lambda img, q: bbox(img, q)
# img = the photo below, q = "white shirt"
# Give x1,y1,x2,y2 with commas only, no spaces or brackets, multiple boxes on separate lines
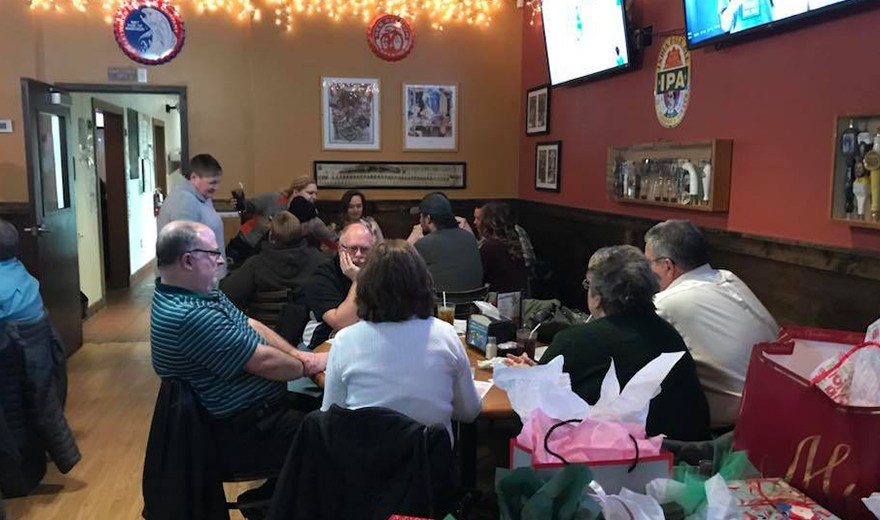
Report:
654,264,778,428
321,317,482,442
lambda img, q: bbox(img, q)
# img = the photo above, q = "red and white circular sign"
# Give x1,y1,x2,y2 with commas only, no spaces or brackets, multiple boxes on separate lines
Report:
367,14,414,62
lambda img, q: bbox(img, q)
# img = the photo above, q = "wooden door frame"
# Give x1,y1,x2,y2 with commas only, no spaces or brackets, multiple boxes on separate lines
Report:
55,83,189,174
152,118,167,197
91,99,128,292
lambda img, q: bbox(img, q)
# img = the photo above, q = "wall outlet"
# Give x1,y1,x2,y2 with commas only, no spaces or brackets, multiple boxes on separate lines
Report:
0,119,12,133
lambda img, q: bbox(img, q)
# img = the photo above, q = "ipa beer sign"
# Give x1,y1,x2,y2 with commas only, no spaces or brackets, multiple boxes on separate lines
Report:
654,36,691,128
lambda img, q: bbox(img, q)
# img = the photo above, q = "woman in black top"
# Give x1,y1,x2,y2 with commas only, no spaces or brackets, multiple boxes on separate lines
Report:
507,245,710,441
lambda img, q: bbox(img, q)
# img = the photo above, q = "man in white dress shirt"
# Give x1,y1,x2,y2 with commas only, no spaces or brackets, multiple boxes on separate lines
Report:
644,220,778,429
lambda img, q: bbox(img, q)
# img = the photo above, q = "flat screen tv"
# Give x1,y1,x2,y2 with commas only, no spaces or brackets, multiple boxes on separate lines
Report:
684,0,871,49
542,0,632,87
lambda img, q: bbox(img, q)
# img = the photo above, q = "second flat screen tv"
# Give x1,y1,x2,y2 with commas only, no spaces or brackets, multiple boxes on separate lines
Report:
684,0,865,48
542,0,631,87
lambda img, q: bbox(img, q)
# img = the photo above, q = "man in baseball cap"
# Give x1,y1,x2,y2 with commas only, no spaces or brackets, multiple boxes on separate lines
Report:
407,192,483,292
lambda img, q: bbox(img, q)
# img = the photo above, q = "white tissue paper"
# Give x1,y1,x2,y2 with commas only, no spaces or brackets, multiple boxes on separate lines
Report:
862,492,880,519
646,474,739,520
866,317,880,343
472,300,501,320
493,356,590,421
592,487,664,520
812,343,880,406
589,352,686,426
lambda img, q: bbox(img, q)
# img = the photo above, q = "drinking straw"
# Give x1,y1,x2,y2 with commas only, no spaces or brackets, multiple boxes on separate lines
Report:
443,292,447,307
529,322,542,339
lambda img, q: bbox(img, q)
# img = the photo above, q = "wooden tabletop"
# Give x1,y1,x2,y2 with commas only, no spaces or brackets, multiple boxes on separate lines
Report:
311,340,515,419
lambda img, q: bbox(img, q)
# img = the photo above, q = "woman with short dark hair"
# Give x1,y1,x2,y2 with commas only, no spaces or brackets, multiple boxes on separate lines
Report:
336,189,384,242
507,245,711,441
320,240,481,441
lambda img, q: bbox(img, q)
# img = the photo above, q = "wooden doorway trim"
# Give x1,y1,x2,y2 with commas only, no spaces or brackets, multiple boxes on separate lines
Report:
91,99,130,290
152,118,167,197
55,83,189,174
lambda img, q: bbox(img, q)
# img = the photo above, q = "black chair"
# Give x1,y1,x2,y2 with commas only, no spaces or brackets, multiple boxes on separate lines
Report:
142,378,278,520
247,289,290,329
268,406,456,520
434,284,490,319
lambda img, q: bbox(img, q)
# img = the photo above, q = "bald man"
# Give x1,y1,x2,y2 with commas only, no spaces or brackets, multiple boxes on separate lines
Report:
150,220,326,476
305,222,375,348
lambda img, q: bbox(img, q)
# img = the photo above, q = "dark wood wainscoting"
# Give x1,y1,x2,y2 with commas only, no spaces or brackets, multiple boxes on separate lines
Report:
315,197,880,332
515,201,880,332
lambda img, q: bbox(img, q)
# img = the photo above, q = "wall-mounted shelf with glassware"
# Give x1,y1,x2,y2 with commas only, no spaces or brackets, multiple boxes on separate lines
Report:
829,115,880,231
607,140,733,213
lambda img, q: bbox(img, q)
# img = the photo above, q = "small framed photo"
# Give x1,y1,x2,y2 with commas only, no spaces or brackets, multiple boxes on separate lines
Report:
535,141,561,192
322,77,380,150
403,84,458,151
525,84,550,136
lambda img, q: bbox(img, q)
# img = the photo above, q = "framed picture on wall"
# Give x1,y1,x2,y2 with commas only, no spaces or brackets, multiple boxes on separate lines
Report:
526,84,550,136
314,160,465,189
403,84,458,151
535,141,561,192
321,77,381,150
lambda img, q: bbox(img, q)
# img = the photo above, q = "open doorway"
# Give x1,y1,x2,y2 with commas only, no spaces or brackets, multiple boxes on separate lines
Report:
64,85,188,313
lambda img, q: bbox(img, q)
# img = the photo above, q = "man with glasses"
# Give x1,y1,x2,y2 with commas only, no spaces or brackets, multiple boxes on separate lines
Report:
151,220,327,480
644,220,778,430
305,222,375,348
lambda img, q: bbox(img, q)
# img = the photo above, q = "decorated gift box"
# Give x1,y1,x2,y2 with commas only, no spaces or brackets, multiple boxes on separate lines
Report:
728,478,839,520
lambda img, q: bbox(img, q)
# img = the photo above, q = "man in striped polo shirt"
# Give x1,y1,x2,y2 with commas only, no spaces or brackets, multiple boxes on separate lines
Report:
151,220,327,478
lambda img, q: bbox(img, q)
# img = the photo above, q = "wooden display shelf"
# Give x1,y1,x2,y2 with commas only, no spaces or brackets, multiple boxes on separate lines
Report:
828,114,880,231
831,217,880,231
607,139,733,213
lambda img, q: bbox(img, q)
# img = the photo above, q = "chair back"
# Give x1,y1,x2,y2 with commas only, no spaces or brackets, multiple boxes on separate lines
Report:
247,290,291,328
434,284,490,319
267,406,455,520
142,378,227,520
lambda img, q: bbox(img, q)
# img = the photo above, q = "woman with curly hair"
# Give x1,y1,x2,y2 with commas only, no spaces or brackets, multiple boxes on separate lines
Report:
475,201,529,293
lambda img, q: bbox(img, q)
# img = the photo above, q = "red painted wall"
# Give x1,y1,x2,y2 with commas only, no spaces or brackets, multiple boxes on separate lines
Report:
518,0,880,252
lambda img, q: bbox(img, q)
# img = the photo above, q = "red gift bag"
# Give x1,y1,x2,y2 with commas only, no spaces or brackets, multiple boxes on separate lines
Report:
734,326,880,520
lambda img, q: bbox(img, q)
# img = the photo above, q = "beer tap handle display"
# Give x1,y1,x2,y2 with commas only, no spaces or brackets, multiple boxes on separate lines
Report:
606,140,731,212
865,150,880,222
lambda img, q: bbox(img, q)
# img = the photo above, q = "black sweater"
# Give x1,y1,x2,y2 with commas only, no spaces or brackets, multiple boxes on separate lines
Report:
540,310,711,441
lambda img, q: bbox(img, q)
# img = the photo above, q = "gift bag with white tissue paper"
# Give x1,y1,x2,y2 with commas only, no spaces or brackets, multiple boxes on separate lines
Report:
501,353,687,495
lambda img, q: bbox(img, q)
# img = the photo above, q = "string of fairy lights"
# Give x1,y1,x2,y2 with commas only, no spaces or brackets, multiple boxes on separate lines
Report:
24,0,518,32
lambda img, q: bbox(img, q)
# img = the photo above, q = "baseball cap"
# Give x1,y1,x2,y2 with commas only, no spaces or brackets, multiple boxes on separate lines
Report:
409,192,453,217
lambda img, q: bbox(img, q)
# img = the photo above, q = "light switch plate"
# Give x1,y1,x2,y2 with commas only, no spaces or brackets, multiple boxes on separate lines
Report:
0,119,12,133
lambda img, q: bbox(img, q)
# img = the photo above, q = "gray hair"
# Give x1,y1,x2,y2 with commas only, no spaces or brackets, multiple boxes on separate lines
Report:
156,221,202,267
0,219,19,261
587,245,659,316
644,220,710,272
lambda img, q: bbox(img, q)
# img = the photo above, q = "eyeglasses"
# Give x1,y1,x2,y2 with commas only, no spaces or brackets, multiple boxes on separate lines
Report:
340,244,371,255
649,256,671,265
187,248,223,259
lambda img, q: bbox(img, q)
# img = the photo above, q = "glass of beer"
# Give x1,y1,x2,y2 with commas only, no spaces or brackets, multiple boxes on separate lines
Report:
437,304,455,325
516,328,537,360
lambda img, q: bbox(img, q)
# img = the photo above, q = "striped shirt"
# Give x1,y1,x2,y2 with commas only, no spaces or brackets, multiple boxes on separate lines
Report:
150,280,284,418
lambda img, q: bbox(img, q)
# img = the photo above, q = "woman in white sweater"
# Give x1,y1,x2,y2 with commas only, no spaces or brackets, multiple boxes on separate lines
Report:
321,240,482,441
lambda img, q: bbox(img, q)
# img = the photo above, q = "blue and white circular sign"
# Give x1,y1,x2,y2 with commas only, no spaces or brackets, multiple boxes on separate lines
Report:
114,0,185,65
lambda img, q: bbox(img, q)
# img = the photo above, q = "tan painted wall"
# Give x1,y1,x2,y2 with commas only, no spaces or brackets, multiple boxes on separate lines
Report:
0,4,522,205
